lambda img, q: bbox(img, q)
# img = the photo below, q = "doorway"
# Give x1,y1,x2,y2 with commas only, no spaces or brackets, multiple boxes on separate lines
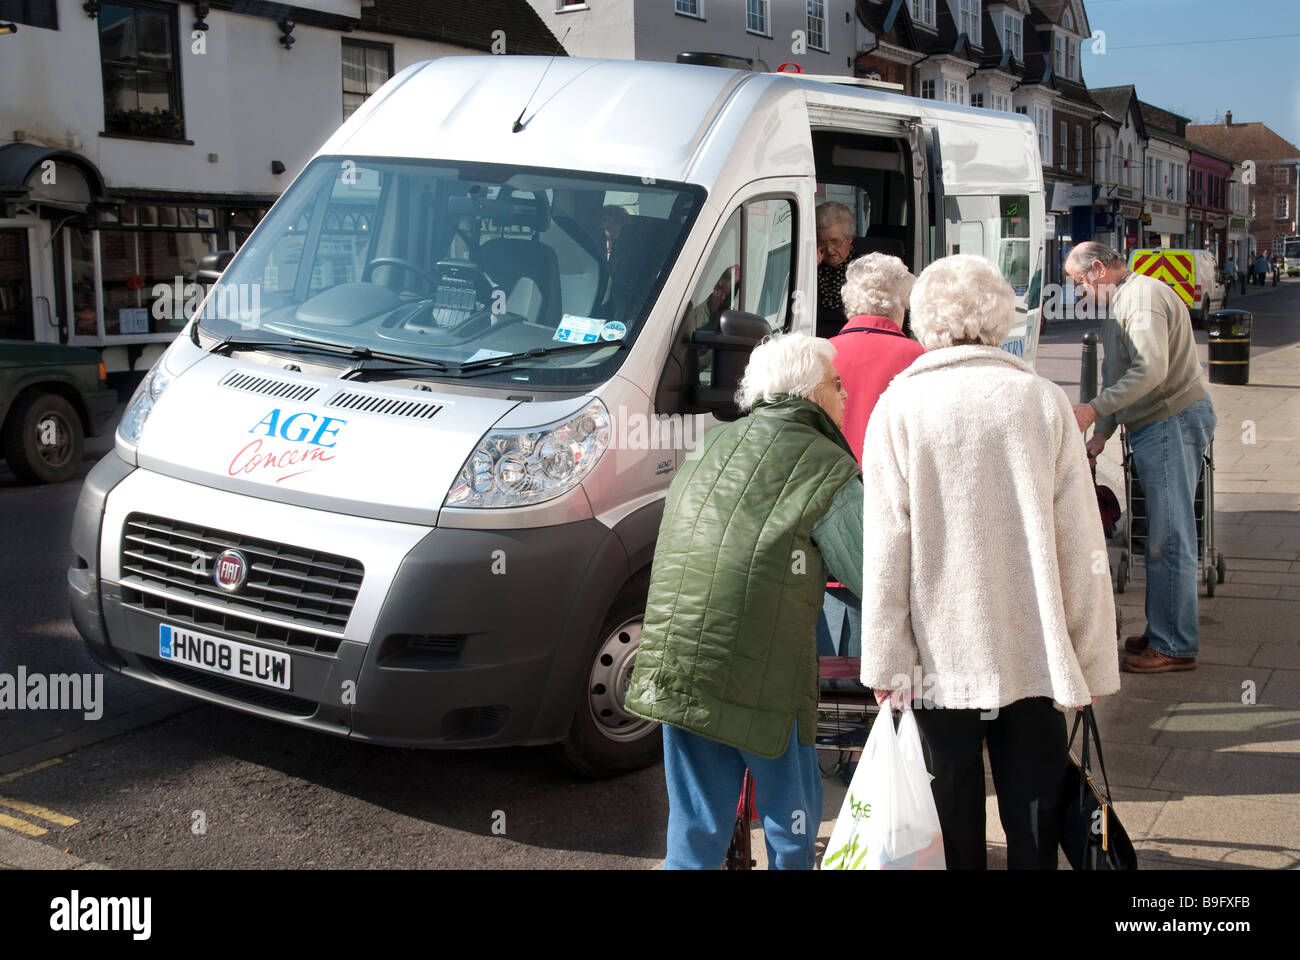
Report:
0,228,34,341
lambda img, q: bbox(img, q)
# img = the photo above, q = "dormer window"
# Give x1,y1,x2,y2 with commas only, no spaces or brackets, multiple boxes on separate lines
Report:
1002,11,1023,61
911,0,935,30
1053,30,1079,80
1062,9,1073,30
959,0,981,44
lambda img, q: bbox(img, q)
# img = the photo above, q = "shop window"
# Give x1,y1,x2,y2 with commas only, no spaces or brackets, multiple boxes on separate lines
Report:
99,228,215,335
100,0,184,140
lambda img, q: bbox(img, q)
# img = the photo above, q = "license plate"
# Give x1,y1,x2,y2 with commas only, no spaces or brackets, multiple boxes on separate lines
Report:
158,624,292,690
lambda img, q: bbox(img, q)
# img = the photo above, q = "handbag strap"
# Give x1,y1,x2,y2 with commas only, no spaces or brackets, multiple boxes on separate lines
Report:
1084,706,1114,801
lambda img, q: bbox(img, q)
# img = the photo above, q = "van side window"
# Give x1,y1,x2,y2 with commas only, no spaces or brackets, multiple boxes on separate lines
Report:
688,209,741,340
686,197,797,341
744,198,795,331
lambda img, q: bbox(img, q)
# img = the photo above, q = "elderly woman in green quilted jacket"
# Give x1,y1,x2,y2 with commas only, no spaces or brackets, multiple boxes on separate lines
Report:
624,331,864,869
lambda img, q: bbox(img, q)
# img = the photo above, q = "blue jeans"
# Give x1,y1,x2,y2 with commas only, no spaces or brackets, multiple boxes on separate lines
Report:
817,587,861,657
1128,395,1217,658
662,719,823,869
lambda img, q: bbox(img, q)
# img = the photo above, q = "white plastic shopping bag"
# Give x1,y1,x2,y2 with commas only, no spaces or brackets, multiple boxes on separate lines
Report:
821,706,945,870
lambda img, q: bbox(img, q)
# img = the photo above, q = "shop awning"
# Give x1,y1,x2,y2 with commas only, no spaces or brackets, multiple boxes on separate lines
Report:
0,143,112,215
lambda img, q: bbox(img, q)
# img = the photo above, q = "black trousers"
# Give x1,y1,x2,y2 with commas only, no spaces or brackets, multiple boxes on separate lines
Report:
910,696,1067,870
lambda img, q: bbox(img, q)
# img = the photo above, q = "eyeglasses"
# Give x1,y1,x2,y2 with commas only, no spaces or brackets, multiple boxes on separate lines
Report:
817,236,852,252
818,376,846,394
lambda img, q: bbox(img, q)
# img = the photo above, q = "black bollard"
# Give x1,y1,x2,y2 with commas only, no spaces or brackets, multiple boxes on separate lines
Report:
1080,331,1100,404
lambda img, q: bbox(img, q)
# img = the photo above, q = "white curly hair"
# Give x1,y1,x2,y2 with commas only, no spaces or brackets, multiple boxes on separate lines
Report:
909,254,1015,350
735,331,836,412
840,253,915,322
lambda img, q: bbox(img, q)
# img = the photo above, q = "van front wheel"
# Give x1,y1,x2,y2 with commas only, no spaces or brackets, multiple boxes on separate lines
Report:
558,574,661,778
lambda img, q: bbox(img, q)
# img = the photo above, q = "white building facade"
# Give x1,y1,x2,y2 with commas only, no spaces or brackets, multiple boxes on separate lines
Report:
526,0,859,73
0,0,556,374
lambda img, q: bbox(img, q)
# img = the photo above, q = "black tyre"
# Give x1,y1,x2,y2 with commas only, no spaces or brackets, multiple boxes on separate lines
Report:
2,392,83,484
1216,551,1226,585
557,572,661,778
1195,298,1209,329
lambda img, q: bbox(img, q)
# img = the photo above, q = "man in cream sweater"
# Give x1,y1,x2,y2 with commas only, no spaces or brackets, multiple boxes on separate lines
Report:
1067,242,1218,673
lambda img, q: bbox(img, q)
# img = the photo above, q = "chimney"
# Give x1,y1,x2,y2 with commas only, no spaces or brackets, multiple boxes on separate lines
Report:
1225,110,1233,126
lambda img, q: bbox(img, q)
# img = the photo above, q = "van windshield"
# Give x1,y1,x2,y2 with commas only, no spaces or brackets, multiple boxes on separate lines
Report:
197,157,704,388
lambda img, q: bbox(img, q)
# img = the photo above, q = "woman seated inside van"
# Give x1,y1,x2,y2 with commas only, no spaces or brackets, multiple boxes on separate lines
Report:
816,201,862,338
624,331,863,870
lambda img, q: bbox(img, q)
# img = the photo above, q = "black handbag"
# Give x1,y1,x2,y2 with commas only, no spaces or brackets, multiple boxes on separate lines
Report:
1060,706,1138,870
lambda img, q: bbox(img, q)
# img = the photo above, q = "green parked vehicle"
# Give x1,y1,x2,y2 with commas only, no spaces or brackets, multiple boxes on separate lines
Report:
0,341,117,484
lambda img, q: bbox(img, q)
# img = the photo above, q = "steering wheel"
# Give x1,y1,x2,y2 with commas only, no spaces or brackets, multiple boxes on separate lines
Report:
362,257,443,290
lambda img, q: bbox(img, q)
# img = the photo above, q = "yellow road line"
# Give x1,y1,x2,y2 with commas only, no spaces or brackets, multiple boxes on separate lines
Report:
0,758,63,784
0,796,78,826
0,812,47,837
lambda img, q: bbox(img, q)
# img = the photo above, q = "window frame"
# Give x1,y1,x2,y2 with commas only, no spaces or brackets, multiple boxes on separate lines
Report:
1275,165,1290,185
1274,195,1289,220
674,0,703,18
745,0,770,37
910,0,935,30
98,0,186,142
807,0,828,52
959,0,981,44
341,38,395,122
1075,124,1083,173
1002,11,1023,61
920,78,936,99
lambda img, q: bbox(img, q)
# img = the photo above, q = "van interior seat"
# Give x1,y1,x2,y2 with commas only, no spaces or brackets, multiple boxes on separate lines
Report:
851,235,906,261
476,237,563,329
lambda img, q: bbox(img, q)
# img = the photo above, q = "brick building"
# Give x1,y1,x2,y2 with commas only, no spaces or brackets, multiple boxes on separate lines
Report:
1186,115,1300,260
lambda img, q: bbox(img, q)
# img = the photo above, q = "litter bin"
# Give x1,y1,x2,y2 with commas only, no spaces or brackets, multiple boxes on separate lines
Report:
1207,310,1252,385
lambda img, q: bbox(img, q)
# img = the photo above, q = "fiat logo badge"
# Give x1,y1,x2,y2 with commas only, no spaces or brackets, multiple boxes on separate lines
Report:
214,550,249,593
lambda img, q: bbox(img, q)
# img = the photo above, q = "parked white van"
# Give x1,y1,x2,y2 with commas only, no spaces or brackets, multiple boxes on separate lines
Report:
70,55,1045,775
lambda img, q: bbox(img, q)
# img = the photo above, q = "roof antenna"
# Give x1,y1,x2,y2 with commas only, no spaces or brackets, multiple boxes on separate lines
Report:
513,26,571,133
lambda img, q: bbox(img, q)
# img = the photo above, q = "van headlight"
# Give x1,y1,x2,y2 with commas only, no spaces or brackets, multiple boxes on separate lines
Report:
116,334,194,449
445,399,611,508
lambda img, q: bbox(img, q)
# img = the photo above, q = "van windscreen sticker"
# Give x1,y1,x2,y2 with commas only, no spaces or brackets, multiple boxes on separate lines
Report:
554,314,605,344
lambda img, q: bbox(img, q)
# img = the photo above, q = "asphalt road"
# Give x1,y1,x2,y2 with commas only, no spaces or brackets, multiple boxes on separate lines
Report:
0,276,1295,868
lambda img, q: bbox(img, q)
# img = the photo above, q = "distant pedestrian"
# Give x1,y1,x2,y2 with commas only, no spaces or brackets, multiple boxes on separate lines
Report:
1068,241,1217,674
1254,253,1270,286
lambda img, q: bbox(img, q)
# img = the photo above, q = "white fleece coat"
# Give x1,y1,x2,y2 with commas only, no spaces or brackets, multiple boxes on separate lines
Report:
858,345,1121,710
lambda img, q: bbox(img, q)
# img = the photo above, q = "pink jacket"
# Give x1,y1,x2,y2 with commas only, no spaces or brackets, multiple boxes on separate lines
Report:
829,315,925,463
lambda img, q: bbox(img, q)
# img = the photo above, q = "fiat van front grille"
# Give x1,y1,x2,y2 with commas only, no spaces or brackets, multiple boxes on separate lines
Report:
120,514,363,632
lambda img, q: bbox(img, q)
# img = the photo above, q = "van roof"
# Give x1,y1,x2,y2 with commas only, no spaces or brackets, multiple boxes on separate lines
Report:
317,56,1041,194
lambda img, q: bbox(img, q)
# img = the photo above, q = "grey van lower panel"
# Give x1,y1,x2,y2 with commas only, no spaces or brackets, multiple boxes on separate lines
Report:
90,517,633,749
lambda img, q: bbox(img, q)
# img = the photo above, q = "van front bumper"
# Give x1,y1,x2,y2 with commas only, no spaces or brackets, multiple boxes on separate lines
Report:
72,469,633,749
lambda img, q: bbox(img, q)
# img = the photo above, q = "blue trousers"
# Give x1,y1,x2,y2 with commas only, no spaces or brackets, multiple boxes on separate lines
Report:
1129,395,1217,658
817,587,861,657
662,719,823,870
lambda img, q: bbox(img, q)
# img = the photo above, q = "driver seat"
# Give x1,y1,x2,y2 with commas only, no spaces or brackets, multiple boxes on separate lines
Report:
476,238,563,329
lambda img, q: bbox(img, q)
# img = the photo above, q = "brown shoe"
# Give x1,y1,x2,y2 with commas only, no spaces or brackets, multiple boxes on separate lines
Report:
1124,635,1150,654
1122,649,1197,673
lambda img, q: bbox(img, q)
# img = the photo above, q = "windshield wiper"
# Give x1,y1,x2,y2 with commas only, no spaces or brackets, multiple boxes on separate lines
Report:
207,335,367,360
454,339,625,373
340,354,450,381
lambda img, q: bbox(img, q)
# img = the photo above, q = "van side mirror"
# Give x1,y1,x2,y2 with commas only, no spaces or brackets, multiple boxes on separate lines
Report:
688,310,770,421
195,250,235,287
